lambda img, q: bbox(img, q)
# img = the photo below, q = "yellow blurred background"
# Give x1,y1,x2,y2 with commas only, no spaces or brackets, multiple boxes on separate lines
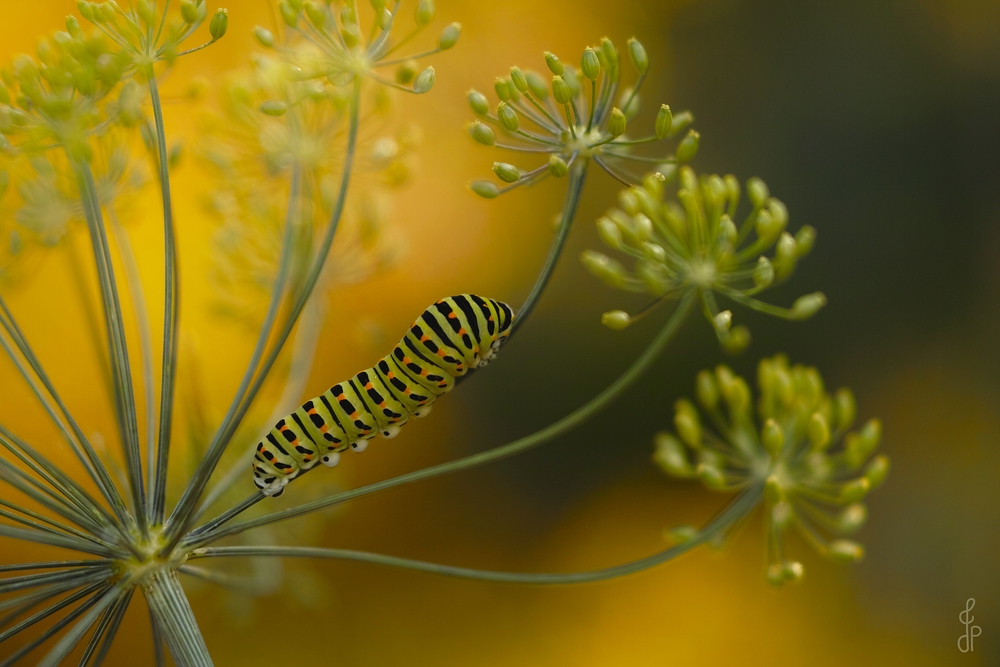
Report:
1,0,999,665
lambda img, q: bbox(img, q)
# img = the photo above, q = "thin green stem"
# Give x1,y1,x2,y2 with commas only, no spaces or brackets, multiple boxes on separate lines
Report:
149,77,180,526
107,206,157,524
0,298,128,528
509,163,587,338
192,485,762,583
142,570,212,667
0,524,120,558
73,157,147,535
35,585,122,667
0,581,106,644
164,79,363,550
191,290,697,545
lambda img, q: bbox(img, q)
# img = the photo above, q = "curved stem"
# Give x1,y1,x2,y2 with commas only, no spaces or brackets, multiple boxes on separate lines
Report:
189,290,696,546
509,162,587,338
192,484,762,584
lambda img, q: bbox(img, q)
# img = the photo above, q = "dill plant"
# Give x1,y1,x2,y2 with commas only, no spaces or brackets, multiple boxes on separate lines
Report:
0,1,890,665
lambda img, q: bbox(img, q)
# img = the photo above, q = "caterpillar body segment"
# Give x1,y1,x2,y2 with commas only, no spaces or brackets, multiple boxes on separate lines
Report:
252,294,514,496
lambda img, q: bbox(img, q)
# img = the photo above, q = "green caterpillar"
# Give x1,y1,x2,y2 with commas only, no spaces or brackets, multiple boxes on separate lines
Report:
252,294,515,496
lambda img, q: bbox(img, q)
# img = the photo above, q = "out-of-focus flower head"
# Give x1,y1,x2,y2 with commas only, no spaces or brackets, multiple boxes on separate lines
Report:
466,37,696,198
0,24,128,159
581,167,824,354
256,0,455,95
0,133,144,288
653,355,889,585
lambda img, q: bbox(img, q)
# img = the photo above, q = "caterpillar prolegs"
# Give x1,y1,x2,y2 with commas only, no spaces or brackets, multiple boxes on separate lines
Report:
252,294,515,497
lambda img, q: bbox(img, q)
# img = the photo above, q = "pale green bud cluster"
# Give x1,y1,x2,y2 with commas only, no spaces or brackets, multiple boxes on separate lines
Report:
654,355,887,583
465,36,696,200
582,167,822,351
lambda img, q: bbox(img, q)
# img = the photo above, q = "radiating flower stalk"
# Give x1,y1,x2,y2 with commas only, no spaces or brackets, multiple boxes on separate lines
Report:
653,355,889,584
0,6,886,666
466,36,697,332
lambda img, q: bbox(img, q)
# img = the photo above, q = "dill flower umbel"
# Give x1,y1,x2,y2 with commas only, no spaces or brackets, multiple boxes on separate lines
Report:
467,37,696,198
653,355,889,584
582,167,824,353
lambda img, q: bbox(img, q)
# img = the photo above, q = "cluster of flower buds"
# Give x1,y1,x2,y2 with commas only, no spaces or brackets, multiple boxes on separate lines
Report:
581,167,824,353
74,0,229,73
653,355,889,584
466,37,697,198
254,0,458,95
0,24,128,158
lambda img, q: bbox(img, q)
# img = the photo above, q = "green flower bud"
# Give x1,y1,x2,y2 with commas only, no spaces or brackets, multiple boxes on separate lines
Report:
838,504,868,533
808,412,831,450
653,104,672,140
77,0,96,20
762,418,784,459
666,525,698,544
834,388,856,431
665,110,693,137
581,47,600,80
674,401,701,448
864,454,890,489
697,463,726,490
839,477,870,503
371,0,386,7
695,370,719,410
601,310,632,331
467,89,489,115
718,215,738,248
305,2,326,28
675,130,700,163
607,107,626,137
179,0,198,23
562,65,581,97
755,210,784,242
795,225,816,256
627,37,648,74
525,71,547,100
290,0,304,11
509,67,528,94
768,198,788,228
492,161,520,183
259,100,288,116
721,325,751,355
415,0,434,25
828,539,865,563
253,26,275,48
548,154,568,178
713,310,732,333
66,14,84,38
753,256,774,288
600,37,618,68
767,564,786,587
497,101,518,131
653,432,692,477
137,0,155,25
100,3,117,22
469,121,495,146
596,216,623,249
783,561,805,583
505,76,521,103
551,75,571,105
747,177,769,208
439,22,461,49
494,77,511,102
279,1,298,27
791,292,827,320
857,418,882,456
470,180,499,199
395,59,418,84
376,7,392,30
580,250,626,288
341,22,360,47
413,66,435,93
210,8,228,40
543,51,563,75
